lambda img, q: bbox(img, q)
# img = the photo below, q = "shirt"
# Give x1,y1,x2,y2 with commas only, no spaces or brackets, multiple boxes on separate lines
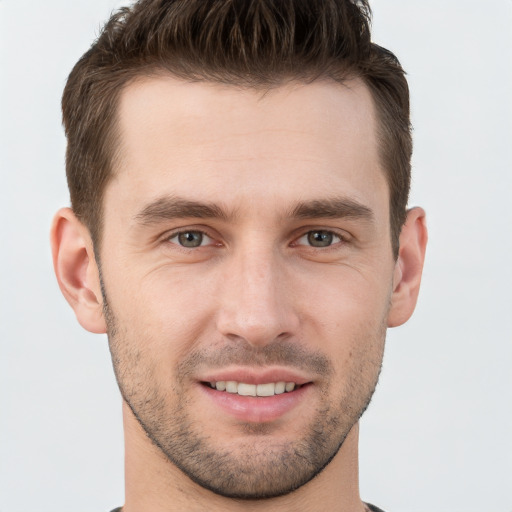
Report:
111,502,386,511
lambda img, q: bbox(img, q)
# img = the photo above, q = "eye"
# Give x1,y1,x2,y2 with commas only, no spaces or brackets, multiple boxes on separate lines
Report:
297,230,342,248
168,230,213,248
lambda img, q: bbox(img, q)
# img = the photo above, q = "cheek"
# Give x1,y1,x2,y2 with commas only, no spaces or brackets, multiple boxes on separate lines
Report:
103,251,393,368
298,265,392,327
107,265,219,361
296,266,391,363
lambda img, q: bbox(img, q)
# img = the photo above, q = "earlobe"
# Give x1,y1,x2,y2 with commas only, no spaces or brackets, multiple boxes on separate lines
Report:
387,207,428,328
50,208,107,334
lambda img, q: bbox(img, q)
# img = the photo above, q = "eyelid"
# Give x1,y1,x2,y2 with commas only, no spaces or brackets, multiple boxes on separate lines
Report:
163,227,220,247
297,232,340,247
170,231,211,246
292,228,349,247
159,225,349,249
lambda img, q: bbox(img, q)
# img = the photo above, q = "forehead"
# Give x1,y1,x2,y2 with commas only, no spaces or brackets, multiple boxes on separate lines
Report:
107,76,386,221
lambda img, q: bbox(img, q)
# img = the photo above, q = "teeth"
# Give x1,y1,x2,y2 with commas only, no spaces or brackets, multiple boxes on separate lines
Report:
274,381,286,394
226,381,238,393
256,383,275,396
209,380,298,396
238,383,256,396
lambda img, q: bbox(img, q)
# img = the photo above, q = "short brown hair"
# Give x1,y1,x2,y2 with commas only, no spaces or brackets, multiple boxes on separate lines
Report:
62,0,411,256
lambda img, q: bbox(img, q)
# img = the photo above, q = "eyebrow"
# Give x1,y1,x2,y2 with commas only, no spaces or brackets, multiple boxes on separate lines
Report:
134,195,374,226
290,197,374,222
134,196,233,225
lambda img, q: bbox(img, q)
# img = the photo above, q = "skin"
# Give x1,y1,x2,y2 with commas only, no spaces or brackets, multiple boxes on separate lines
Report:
51,77,427,512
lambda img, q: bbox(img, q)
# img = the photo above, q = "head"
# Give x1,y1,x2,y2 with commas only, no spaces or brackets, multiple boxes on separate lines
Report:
62,0,411,257
52,0,427,504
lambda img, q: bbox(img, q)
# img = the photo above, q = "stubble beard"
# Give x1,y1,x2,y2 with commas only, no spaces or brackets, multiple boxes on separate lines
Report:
103,294,385,500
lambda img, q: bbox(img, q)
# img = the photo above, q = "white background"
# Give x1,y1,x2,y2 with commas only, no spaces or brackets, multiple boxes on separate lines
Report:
1,1,511,511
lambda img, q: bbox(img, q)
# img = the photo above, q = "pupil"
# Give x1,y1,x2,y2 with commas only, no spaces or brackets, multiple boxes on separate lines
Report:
179,231,202,247
308,231,332,247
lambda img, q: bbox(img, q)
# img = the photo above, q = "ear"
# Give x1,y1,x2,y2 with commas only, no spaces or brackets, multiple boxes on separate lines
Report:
50,208,107,334
387,207,428,327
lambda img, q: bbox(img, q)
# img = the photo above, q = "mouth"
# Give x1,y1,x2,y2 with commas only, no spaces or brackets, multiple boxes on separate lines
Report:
197,373,312,423
201,380,306,397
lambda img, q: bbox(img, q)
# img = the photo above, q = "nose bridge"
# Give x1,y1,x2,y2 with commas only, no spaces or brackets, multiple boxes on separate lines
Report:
216,241,297,346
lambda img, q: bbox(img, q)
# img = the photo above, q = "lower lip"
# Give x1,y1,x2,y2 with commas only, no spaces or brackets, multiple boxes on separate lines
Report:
199,383,311,423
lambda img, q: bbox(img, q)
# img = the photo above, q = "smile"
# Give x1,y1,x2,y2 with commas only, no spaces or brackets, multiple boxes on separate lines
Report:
206,381,300,396
199,375,312,422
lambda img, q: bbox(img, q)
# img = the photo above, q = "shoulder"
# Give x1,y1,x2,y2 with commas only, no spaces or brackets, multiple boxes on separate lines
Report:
365,503,387,512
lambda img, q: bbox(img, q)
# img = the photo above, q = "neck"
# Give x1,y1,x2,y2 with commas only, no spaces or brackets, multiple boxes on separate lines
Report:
122,402,366,512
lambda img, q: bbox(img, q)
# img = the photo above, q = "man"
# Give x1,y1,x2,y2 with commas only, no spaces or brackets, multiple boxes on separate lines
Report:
50,0,427,510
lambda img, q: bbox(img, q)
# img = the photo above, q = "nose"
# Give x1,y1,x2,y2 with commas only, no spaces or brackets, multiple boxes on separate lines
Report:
215,246,300,348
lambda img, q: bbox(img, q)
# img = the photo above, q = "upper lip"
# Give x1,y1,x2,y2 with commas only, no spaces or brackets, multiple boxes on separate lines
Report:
199,367,313,386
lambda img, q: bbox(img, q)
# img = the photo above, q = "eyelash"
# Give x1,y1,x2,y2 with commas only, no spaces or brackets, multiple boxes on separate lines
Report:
163,228,348,250
165,229,217,249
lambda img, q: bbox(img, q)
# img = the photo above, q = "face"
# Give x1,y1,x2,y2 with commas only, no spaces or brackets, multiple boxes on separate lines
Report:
99,77,395,498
